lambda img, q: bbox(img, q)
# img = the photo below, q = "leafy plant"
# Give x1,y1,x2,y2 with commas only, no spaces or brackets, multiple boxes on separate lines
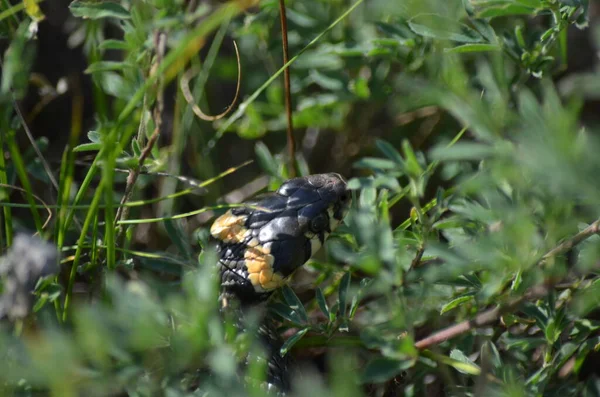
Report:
1,0,599,395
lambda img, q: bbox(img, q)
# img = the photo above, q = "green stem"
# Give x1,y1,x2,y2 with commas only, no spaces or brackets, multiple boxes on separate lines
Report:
0,128,13,247
63,185,103,322
6,130,43,233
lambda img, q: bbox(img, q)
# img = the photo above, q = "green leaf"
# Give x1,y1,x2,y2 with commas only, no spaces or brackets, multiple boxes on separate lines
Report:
349,278,370,319
375,139,405,165
281,285,308,323
444,43,501,53
255,142,279,178
408,14,484,43
73,143,102,152
476,4,536,18
440,295,474,314
315,287,330,319
269,302,306,326
69,1,131,19
33,282,62,312
572,279,600,317
285,9,318,28
309,70,345,91
163,220,194,261
1,22,36,98
87,130,101,143
545,311,567,345
338,272,351,331
280,328,309,356
375,21,416,40
98,39,130,51
433,217,466,230
360,357,414,383
349,77,370,99
135,253,189,275
516,0,543,6
402,139,423,177
503,336,546,351
85,61,134,73
354,157,398,170
558,0,584,6
471,19,497,42
430,142,496,161
481,341,503,369
447,349,481,375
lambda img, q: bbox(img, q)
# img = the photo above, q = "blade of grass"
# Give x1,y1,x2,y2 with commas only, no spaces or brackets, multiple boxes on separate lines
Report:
6,130,44,233
0,129,14,246
63,155,100,236
161,17,231,216
0,183,52,231
56,79,84,248
116,2,250,126
64,2,252,246
0,158,253,211
116,203,269,225
210,0,365,148
103,135,116,270
61,244,196,268
63,185,103,321
12,95,59,193
88,24,109,121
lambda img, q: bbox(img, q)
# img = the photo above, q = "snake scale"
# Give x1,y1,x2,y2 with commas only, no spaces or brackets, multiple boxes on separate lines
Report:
210,173,351,392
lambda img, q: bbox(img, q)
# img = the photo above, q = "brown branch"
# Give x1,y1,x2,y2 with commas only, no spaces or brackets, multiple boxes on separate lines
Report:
180,40,241,121
415,218,600,350
115,32,166,234
279,0,296,178
415,285,548,350
410,243,425,269
541,219,600,263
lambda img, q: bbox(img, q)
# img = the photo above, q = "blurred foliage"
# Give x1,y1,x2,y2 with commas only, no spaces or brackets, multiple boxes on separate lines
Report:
1,0,600,395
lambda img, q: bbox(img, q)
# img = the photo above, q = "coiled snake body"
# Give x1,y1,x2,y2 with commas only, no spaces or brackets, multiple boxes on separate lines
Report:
210,173,351,392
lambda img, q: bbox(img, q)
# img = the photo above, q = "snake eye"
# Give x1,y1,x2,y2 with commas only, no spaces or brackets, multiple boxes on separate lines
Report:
340,192,349,202
310,213,328,233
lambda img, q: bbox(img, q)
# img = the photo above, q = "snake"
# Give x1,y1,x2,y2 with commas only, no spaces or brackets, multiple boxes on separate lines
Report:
210,173,351,392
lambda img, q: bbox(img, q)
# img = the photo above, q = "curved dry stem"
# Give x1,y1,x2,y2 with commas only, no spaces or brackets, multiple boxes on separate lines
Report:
181,40,241,121
0,183,52,233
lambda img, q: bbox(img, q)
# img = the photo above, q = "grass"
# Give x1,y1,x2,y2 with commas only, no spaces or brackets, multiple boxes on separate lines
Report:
0,0,599,396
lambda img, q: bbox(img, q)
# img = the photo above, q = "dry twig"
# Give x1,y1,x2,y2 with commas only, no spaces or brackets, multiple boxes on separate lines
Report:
180,40,241,121
0,183,52,233
414,218,600,350
279,0,296,177
115,32,167,234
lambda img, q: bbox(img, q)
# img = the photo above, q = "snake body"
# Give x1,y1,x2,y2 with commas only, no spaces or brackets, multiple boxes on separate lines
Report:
210,173,351,391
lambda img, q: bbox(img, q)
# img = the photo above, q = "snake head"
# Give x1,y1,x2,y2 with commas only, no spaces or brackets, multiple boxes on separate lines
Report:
211,173,351,300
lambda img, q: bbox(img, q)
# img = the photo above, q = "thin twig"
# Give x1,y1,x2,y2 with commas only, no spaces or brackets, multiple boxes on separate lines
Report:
279,0,296,178
0,183,52,233
541,219,600,263
181,40,241,121
415,285,548,350
11,94,59,193
414,218,600,350
410,243,425,269
115,32,167,231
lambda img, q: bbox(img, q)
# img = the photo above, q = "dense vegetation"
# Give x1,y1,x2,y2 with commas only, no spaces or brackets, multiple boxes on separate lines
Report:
0,0,599,395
